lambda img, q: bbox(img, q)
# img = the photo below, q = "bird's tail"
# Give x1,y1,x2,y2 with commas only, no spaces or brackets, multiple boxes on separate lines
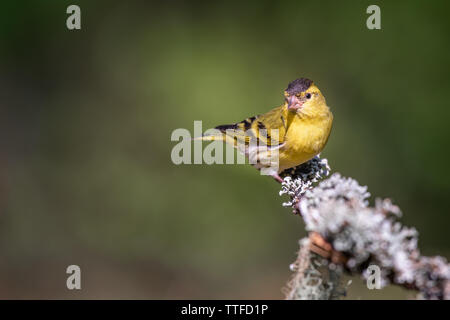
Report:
192,123,236,141
192,132,225,142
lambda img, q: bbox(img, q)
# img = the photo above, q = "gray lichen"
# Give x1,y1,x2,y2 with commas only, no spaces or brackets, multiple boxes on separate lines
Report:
285,238,348,300
281,158,450,300
279,155,330,210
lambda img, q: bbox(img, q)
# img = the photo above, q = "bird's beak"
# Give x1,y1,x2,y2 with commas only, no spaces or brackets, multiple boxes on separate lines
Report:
287,95,304,112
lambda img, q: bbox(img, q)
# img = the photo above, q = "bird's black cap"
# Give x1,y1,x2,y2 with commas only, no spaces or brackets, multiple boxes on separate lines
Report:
285,78,313,95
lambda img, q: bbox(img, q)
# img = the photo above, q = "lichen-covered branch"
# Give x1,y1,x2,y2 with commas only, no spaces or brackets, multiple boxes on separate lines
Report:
284,237,348,300
280,156,450,300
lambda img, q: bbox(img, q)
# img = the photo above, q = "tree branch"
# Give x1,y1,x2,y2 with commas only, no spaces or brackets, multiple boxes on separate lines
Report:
280,156,450,300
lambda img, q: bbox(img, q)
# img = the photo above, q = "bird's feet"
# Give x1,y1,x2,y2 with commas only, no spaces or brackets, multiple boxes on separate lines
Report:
271,173,284,183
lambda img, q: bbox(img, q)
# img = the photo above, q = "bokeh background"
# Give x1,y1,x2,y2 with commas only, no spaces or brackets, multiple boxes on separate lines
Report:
1,0,449,299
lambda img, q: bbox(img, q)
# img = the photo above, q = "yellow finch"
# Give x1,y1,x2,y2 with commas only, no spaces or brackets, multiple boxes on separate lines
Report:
200,78,333,182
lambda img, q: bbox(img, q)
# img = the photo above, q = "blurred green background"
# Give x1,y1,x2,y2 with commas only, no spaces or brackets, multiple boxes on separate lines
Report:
0,0,449,299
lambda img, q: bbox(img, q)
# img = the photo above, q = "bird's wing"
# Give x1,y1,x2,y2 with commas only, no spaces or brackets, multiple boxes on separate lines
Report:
255,105,288,146
214,105,288,149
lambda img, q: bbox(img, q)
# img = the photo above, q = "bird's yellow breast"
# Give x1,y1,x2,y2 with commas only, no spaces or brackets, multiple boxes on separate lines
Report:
279,110,333,172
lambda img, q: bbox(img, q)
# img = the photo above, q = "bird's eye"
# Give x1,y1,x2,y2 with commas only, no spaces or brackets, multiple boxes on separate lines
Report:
306,93,312,99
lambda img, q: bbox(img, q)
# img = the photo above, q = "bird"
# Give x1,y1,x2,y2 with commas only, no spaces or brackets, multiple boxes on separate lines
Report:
198,78,333,182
